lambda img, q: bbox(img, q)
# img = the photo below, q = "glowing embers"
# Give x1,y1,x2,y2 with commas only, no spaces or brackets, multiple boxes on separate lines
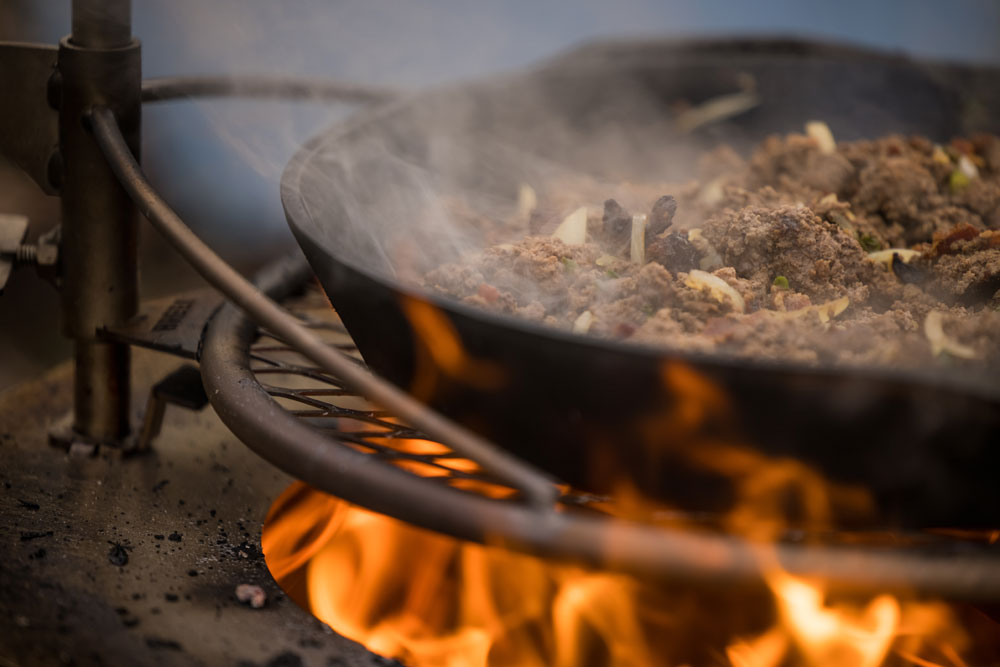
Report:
263,483,972,667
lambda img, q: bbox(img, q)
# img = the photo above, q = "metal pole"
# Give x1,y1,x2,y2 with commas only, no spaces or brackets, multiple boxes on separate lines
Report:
57,0,140,443
70,0,131,49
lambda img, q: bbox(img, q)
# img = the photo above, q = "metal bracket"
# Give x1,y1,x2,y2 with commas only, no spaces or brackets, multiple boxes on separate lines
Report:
133,364,208,453
49,288,223,453
0,42,60,194
99,288,225,360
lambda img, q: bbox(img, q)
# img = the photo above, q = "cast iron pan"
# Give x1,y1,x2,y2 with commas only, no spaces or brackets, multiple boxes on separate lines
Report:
282,38,1000,529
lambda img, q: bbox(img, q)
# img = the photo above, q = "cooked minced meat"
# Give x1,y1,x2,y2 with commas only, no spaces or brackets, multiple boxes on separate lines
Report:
422,130,1000,372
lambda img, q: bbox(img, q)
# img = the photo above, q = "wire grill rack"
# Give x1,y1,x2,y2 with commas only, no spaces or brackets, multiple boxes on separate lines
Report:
249,285,609,510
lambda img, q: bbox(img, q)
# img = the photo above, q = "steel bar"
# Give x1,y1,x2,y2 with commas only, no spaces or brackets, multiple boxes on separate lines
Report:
199,253,1000,600
141,75,397,105
58,0,140,442
89,106,558,508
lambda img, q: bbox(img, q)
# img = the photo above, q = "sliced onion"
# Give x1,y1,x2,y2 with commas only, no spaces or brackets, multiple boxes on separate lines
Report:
595,255,617,267
552,206,588,245
684,270,746,313
517,183,538,220
866,249,921,268
924,310,977,359
811,296,849,323
932,146,951,165
630,214,647,265
958,155,980,180
771,296,850,323
805,121,836,154
572,310,594,334
676,91,761,133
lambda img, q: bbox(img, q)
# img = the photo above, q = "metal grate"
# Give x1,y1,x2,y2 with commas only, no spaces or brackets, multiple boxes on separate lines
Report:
249,285,608,510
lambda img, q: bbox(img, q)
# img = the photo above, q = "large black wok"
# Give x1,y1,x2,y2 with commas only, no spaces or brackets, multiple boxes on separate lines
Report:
282,38,1000,529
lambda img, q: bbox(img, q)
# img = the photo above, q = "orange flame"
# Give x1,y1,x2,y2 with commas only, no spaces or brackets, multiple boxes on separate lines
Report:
400,296,507,401
266,487,664,667
264,482,973,667
728,571,971,667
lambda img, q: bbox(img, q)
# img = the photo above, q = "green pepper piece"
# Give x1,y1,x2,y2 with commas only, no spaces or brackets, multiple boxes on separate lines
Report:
949,169,971,194
857,232,881,252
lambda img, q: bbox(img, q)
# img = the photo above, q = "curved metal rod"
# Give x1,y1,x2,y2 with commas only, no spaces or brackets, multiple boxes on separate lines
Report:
201,253,1000,600
89,106,558,508
141,75,398,104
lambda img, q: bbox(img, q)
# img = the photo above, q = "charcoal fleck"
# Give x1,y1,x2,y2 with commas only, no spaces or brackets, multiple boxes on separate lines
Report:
108,541,131,566
145,637,182,651
20,530,53,541
266,652,303,667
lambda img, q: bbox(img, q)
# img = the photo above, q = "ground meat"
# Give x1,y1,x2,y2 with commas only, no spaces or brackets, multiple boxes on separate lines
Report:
933,249,1000,299
747,134,854,196
420,130,1000,375
851,158,940,243
956,180,1000,228
701,204,874,302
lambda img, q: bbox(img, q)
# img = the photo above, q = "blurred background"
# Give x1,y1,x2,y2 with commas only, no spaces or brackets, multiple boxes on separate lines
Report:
2,0,999,389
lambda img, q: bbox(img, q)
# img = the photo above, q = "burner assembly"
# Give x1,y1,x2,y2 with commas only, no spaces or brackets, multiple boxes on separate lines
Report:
3,2,1000,665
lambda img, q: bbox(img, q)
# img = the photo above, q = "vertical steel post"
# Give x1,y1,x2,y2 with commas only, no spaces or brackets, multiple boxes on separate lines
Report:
57,0,140,443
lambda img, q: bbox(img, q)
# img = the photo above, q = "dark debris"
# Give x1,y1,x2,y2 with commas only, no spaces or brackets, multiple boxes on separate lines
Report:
647,194,678,240
107,541,132,566
601,198,632,245
647,232,699,274
20,530,53,541
267,652,304,667
891,253,928,285
145,637,183,651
